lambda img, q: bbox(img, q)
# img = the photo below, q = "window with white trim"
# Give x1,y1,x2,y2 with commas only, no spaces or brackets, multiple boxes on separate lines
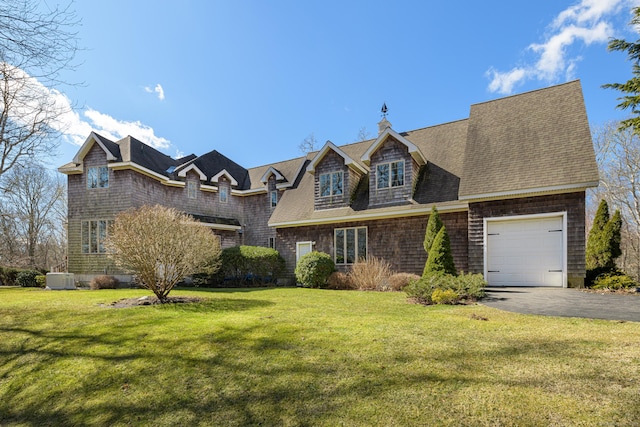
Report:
187,181,197,199
376,160,404,189
334,226,367,264
319,171,343,197
268,237,276,249
219,186,228,203
270,190,278,207
87,166,109,189
81,220,113,254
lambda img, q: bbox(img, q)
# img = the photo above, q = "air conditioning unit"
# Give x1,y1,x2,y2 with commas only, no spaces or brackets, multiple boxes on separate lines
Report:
46,273,76,290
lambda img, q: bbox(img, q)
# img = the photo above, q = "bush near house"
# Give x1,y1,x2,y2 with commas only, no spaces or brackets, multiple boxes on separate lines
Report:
592,272,638,290
90,275,120,290
16,270,43,288
349,256,393,291
295,251,335,288
326,272,356,290
387,273,421,291
406,272,486,305
216,245,285,286
0,266,20,286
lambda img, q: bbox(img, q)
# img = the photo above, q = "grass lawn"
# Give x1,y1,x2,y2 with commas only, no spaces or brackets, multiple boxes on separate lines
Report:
1,287,639,426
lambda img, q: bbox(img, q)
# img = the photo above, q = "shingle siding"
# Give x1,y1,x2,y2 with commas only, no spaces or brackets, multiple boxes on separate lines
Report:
314,151,351,210
368,138,415,207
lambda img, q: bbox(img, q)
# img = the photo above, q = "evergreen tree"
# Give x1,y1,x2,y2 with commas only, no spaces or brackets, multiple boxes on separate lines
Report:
423,206,443,254
586,199,610,271
424,226,456,276
604,209,623,268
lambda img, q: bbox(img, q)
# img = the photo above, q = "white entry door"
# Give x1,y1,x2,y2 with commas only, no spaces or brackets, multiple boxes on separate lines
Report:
486,215,565,287
296,241,313,263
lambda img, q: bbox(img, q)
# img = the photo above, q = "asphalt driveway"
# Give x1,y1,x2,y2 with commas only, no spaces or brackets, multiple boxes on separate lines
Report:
481,287,640,322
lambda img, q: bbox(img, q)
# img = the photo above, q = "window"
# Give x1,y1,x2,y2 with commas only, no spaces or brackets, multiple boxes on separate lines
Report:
268,237,276,249
87,166,109,188
270,191,278,207
187,181,197,199
376,160,404,189
319,171,343,197
334,226,367,264
219,186,228,203
81,220,113,254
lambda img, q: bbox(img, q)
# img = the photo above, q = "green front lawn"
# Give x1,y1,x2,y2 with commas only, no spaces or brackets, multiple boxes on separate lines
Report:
1,287,639,426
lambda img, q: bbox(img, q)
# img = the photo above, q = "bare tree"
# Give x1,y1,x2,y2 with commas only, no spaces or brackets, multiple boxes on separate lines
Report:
298,132,318,154
591,121,640,278
0,163,65,268
107,205,222,302
355,126,371,141
0,0,79,178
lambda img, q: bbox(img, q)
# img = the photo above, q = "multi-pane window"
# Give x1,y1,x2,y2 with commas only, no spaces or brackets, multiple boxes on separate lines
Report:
334,226,367,264
87,166,109,188
268,237,276,249
81,220,113,254
319,171,343,197
270,191,278,207
187,181,197,199
376,160,404,189
219,186,228,203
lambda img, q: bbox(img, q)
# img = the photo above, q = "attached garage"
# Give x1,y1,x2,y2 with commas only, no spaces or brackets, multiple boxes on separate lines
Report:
485,213,567,287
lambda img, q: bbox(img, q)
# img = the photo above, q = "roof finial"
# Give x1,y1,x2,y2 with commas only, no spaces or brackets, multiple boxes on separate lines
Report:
381,102,388,118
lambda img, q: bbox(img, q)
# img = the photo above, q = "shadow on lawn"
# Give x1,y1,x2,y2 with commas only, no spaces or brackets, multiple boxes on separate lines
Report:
1,302,637,425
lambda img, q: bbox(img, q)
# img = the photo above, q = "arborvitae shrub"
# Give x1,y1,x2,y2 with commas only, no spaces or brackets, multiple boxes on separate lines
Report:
424,227,456,276
295,251,335,288
423,206,444,254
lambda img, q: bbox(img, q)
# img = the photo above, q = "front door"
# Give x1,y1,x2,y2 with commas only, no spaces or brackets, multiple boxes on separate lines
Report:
296,241,313,263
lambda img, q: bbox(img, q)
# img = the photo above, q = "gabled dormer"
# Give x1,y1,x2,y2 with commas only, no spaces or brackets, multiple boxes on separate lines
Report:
361,126,427,208
306,141,368,210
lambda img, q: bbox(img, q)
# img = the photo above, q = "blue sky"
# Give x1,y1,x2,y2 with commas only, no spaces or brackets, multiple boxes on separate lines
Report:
47,0,640,169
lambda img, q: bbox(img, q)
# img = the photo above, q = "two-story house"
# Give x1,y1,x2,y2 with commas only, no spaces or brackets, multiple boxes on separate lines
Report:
59,81,599,287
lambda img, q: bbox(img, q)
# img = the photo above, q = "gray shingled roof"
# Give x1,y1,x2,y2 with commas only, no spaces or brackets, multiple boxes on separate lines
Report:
459,80,598,197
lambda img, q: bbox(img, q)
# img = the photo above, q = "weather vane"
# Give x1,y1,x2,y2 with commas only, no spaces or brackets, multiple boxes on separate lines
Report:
381,102,388,118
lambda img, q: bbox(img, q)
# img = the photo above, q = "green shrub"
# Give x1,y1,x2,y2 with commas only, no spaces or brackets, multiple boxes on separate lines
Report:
218,245,285,286
16,270,42,287
424,226,456,276
90,275,120,290
431,288,460,304
406,272,486,305
35,275,46,288
295,251,335,288
388,273,421,292
0,267,20,286
592,274,637,290
326,271,355,290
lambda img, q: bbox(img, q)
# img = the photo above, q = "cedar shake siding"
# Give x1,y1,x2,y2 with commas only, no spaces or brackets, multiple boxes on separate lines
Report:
61,81,599,287
467,192,587,287
276,211,468,282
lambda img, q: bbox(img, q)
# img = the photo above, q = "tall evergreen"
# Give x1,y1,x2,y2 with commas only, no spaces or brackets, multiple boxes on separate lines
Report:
604,209,622,268
423,206,443,254
586,199,610,270
424,226,456,276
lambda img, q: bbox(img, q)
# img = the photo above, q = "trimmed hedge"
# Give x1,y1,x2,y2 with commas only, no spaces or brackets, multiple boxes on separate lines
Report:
295,251,335,288
216,245,285,286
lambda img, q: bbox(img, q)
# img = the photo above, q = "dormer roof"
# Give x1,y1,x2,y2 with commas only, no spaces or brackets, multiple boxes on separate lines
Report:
361,127,427,166
211,169,239,186
306,141,369,175
72,132,119,164
177,163,207,180
261,166,285,184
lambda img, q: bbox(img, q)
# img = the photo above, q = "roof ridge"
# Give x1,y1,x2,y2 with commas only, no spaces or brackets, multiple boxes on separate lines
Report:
470,80,581,108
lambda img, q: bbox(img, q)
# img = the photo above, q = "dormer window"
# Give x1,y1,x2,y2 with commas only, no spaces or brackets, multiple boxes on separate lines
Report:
320,171,343,197
270,190,278,207
87,166,109,189
377,160,404,189
220,186,228,203
187,181,197,199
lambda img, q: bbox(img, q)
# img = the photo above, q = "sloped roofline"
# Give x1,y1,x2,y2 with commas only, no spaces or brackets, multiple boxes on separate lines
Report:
211,169,239,186
306,141,368,174
72,132,118,164
360,127,426,166
260,166,285,184
177,163,207,180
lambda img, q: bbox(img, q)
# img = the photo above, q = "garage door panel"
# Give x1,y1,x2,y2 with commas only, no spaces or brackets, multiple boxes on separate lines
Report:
487,216,564,287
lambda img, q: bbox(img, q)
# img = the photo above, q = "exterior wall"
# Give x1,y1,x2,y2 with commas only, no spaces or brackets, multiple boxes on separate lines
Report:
369,138,415,207
242,176,277,248
314,151,351,210
276,211,468,281
467,192,587,287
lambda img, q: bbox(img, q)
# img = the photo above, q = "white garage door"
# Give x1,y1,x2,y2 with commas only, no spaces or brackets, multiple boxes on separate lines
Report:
486,215,564,287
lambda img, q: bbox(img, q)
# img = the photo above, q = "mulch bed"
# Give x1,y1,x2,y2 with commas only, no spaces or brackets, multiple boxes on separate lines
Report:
104,295,203,308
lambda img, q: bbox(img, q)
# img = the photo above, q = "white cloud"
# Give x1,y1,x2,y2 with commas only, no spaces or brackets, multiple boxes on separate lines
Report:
144,83,165,101
83,109,170,149
487,0,630,94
